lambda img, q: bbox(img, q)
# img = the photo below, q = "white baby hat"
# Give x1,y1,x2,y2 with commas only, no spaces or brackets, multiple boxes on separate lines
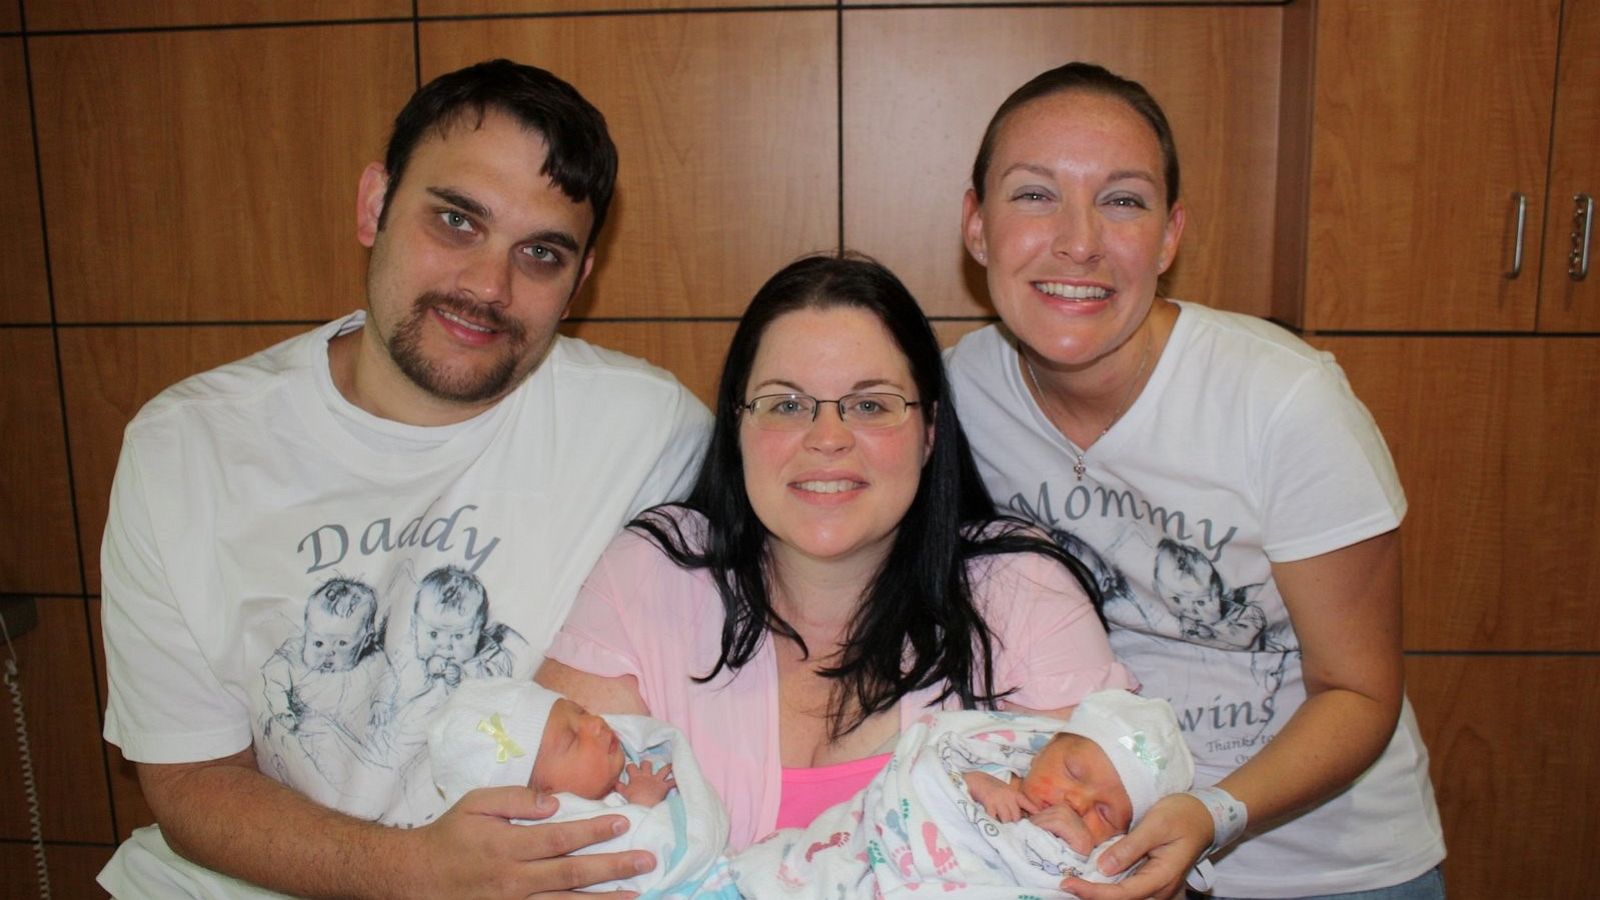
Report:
428,677,563,806
1059,688,1195,823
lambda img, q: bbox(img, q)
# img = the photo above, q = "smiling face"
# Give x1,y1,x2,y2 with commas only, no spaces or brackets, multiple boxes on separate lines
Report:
739,306,932,573
353,108,595,423
1020,733,1134,845
963,89,1185,372
529,699,627,800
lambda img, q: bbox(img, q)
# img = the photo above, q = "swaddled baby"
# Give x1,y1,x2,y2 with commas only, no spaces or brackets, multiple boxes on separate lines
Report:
428,678,739,897
732,689,1195,898
956,689,1195,886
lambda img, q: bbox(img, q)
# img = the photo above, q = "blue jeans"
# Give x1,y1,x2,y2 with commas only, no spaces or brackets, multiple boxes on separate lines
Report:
1193,865,1445,900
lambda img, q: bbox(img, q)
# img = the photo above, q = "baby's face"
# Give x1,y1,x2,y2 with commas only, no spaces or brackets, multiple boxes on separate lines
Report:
414,601,482,662
528,699,626,800
300,605,371,671
1156,562,1219,624
1019,733,1133,845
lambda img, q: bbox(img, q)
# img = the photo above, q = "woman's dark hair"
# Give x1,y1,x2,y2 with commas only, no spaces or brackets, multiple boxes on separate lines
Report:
378,58,617,248
632,253,1100,739
971,62,1180,209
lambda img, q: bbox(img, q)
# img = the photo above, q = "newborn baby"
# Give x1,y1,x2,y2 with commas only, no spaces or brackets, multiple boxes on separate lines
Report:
428,678,738,897
957,689,1196,885
732,689,1195,897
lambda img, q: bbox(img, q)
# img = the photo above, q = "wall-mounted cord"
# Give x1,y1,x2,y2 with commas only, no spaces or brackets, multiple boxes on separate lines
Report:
2,611,52,900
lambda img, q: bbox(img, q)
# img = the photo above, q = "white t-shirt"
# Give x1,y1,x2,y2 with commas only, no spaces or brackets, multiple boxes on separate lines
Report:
99,312,710,895
946,302,1444,897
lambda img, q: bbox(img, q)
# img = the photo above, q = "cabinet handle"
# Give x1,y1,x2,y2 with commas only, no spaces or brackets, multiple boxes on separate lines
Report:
1505,191,1528,279
1571,193,1594,282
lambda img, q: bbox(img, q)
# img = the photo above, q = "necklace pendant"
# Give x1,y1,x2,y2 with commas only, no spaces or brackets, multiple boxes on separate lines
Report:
1073,455,1088,481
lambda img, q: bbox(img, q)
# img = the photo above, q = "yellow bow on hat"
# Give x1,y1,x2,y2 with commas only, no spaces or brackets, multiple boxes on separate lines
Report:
477,713,526,763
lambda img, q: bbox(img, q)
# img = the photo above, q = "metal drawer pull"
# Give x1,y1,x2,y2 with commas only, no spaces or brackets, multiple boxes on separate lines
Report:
1571,193,1594,281
1505,191,1527,279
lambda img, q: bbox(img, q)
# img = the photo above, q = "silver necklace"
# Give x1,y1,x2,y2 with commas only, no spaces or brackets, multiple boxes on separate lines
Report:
1021,331,1154,481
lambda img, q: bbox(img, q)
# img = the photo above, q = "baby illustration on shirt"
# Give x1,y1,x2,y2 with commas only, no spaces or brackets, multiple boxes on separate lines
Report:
1153,538,1268,650
411,565,523,689
259,577,393,789
427,679,740,897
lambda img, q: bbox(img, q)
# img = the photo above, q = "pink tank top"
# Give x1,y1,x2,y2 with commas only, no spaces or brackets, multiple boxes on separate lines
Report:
774,752,893,830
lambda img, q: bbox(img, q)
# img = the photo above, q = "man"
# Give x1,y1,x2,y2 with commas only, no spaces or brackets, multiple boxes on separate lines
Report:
98,59,710,898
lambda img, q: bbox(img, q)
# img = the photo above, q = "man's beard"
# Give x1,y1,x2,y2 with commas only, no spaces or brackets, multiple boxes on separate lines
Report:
386,291,531,404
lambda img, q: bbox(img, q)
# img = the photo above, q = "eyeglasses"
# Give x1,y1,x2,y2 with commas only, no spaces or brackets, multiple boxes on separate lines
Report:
741,392,921,431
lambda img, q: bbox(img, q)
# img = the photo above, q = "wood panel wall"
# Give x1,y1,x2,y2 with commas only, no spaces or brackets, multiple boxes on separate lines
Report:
0,0,1589,897
1314,335,1600,896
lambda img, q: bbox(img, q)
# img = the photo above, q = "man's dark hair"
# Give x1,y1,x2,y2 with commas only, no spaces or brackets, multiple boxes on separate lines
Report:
378,58,618,249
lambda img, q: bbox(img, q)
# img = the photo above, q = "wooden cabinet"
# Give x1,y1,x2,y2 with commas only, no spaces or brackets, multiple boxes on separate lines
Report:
1317,335,1600,651
1292,0,1597,333
1406,655,1600,894
1537,0,1600,331
1295,5,1600,893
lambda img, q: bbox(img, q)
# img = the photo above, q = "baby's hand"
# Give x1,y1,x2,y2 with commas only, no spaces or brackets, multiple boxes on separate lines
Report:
962,771,1038,823
1028,804,1109,856
617,761,676,807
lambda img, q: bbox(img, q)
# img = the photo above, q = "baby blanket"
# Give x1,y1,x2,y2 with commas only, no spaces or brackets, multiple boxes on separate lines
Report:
730,710,1123,898
504,714,740,899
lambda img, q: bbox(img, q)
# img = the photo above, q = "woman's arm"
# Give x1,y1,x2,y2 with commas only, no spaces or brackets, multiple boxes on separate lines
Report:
1066,529,1405,900
537,659,651,715
984,544,1137,719
998,701,1075,714
999,700,1075,719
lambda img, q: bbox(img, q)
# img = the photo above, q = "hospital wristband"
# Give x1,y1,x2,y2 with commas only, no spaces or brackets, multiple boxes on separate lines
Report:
1186,785,1247,857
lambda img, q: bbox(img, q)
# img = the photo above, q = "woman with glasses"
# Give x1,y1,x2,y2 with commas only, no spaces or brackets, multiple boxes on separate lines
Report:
537,253,1134,849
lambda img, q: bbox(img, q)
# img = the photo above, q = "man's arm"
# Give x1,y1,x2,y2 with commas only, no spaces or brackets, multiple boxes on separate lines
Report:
139,746,654,900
